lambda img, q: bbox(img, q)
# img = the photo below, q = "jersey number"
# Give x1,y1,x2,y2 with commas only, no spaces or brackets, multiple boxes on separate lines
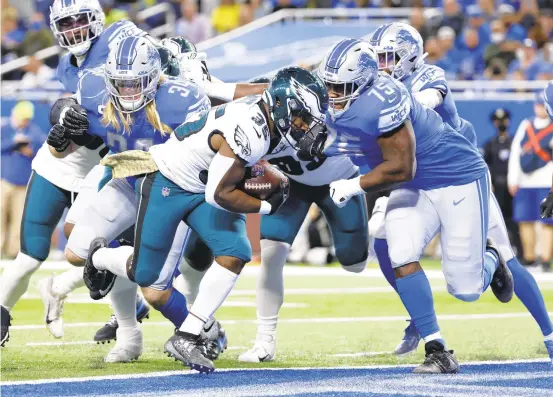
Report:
369,82,397,103
267,156,325,176
107,132,153,152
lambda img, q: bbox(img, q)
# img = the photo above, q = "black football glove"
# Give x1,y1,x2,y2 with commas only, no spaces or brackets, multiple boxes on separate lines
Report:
50,97,89,136
297,130,328,162
47,124,70,152
266,178,290,215
540,190,553,219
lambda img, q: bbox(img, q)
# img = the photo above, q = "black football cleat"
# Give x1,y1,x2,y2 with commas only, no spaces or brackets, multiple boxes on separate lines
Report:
164,330,215,373
487,238,514,303
412,340,460,374
83,238,117,300
1,306,11,347
94,299,150,343
203,318,228,360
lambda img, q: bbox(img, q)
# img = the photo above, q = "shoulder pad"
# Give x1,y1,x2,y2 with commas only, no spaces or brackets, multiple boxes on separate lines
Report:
156,80,211,129
56,53,80,93
223,102,269,165
77,69,107,110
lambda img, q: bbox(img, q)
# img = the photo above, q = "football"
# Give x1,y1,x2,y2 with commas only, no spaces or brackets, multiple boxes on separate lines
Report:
238,160,289,200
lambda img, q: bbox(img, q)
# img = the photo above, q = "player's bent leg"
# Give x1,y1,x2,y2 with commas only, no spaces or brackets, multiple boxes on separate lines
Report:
0,172,71,343
177,230,214,305
386,189,458,373
168,202,251,373
240,185,311,363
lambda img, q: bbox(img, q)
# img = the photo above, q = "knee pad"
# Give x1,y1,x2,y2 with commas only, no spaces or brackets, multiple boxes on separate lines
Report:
341,260,366,273
452,292,481,302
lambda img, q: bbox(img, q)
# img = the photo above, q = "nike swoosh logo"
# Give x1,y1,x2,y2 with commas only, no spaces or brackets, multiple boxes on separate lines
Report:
46,303,53,324
453,198,466,206
259,354,271,362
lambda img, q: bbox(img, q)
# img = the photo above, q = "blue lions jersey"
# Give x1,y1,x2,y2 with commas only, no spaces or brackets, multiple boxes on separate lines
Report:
76,71,210,154
324,74,487,190
545,80,553,121
57,20,147,93
402,64,477,146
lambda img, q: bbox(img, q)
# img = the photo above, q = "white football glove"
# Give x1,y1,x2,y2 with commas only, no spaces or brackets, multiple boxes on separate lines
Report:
329,176,365,208
178,57,208,87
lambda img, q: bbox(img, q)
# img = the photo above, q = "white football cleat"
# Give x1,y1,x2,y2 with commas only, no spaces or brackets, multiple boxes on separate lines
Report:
104,326,143,363
38,276,65,339
238,338,276,363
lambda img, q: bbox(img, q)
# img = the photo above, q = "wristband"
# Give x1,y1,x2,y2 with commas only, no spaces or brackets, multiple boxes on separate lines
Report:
259,200,272,215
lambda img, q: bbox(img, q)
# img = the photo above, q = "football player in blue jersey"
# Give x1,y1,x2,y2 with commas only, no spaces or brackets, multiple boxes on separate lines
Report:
300,38,515,373
541,81,553,224
45,37,219,362
368,23,553,363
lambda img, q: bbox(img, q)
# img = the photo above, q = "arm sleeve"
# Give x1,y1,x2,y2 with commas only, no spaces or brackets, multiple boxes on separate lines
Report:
377,95,412,135
412,89,444,109
508,120,527,187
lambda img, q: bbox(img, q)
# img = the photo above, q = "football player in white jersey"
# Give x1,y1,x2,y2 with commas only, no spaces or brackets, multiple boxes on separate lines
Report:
81,67,328,373
368,23,553,362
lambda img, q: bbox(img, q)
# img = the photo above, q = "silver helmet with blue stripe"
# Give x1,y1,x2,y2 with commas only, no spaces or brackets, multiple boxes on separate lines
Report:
317,38,378,118
105,37,162,113
369,22,425,81
50,0,105,56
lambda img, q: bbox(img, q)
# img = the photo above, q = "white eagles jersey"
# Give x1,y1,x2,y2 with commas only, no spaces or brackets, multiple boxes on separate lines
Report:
264,139,358,186
32,140,106,193
149,96,271,193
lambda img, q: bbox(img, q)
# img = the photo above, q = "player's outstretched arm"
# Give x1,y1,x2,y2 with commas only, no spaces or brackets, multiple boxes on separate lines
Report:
359,120,416,192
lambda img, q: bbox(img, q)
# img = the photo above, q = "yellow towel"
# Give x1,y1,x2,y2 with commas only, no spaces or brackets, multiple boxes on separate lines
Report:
101,150,159,179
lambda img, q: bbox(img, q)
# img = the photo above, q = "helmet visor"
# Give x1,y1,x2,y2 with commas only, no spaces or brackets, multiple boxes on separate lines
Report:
322,80,359,111
376,49,400,72
54,12,92,47
107,75,150,113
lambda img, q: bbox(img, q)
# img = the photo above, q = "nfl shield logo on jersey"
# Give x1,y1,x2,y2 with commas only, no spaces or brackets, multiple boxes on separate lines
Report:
162,187,170,197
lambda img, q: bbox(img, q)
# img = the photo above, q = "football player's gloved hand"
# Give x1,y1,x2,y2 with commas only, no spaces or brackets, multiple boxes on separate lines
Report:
297,130,327,161
50,98,89,136
540,190,553,218
47,124,70,152
265,179,290,215
178,57,208,88
329,176,365,208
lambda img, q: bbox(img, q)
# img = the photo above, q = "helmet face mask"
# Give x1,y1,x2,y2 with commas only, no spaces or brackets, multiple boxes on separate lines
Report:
266,67,328,150
317,38,378,118
104,37,162,114
50,0,105,56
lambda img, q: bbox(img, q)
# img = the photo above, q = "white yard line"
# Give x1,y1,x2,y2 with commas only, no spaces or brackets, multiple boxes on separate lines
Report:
24,341,247,349
2,358,549,386
11,311,553,330
332,351,391,357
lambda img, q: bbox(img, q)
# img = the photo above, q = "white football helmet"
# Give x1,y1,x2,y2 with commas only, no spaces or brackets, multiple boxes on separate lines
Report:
50,0,105,57
369,22,426,81
104,37,162,113
317,38,378,118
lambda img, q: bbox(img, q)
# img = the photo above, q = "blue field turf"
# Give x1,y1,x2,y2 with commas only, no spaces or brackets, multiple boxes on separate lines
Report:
2,361,552,397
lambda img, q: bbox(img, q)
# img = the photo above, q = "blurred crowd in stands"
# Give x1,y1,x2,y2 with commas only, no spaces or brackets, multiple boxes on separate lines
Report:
3,0,553,82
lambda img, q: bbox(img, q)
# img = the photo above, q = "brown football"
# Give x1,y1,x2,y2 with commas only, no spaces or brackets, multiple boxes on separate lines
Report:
238,160,289,200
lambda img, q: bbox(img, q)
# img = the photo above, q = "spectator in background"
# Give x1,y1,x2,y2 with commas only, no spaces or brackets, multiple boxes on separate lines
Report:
484,19,517,69
441,0,465,36
538,9,553,41
536,62,553,81
331,0,357,8
483,57,509,81
466,4,490,46
211,0,241,34
20,55,54,89
508,39,546,80
457,28,486,79
101,0,129,27
0,102,45,259
483,108,522,255
409,8,432,42
508,92,553,271
2,7,26,60
241,0,268,24
18,12,54,57
499,4,527,43
176,0,212,44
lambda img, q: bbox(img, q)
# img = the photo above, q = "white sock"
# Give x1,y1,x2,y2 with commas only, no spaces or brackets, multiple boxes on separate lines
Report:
93,246,133,278
176,258,207,306
179,262,238,335
51,266,85,298
0,252,42,311
423,332,443,344
110,276,138,328
545,332,553,342
256,240,289,339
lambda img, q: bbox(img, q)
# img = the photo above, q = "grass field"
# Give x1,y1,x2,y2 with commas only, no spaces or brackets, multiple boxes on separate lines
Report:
1,260,552,384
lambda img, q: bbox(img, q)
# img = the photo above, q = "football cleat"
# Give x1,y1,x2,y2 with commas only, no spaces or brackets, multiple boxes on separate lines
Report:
202,318,228,360
412,340,459,374
545,339,553,366
104,326,143,363
238,337,276,363
1,306,11,347
164,330,214,373
487,238,514,303
83,237,117,300
394,319,420,356
94,298,150,343
38,276,65,339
